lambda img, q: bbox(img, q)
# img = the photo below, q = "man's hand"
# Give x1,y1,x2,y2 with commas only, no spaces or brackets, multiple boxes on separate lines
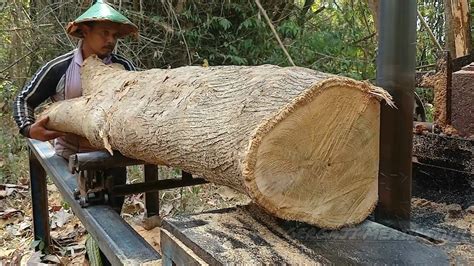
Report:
29,116,66,141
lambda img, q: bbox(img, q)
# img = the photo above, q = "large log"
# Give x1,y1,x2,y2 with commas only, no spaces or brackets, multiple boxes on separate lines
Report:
43,56,392,229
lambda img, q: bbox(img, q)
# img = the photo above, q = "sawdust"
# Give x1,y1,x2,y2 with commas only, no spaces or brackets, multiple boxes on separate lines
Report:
429,57,463,136
445,212,474,234
443,125,459,136
131,224,161,252
414,123,430,135
448,244,473,264
412,197,447,210
411,197,473,264
412,198,473,233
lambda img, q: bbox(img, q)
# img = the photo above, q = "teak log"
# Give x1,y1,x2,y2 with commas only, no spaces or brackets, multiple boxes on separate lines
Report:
43,56,392,229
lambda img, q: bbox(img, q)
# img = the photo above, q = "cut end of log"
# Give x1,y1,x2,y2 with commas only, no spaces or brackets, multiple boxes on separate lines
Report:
244,78,382,229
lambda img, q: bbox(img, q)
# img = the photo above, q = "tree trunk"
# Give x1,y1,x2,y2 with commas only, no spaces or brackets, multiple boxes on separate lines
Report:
444,0,472,58
367,0,379,33
43,56,392,229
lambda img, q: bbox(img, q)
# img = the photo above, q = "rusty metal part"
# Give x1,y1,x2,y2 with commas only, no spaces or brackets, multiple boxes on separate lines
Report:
68,150,144,174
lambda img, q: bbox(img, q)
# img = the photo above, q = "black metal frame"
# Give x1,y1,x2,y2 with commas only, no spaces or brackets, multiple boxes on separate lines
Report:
68,150,208,199
29,148,51,251
27,138,207,264
375,0,416,231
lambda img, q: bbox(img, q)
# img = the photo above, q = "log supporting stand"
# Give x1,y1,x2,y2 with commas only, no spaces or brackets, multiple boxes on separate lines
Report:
28,139,208,264
29,148,51,252
144,164,159,217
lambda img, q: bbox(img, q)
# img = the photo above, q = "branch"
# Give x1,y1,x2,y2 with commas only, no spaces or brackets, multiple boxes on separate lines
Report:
416,63,436,70
302,0,315,14
350,32,376,45
254,0,296,66
0,23,54,32
417,9,443,52
0,50,35,74
166,0,192,65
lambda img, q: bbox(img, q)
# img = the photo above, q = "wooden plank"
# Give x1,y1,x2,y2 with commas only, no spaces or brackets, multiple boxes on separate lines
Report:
162,205,450,264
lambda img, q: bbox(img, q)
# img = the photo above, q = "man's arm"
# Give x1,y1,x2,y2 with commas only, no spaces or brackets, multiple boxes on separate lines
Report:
13,54,71,139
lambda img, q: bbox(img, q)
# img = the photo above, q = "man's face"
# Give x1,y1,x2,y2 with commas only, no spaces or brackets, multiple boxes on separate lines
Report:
81,21,121,58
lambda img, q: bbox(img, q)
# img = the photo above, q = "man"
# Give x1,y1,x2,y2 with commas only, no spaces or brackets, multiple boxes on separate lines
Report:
13,0,138,213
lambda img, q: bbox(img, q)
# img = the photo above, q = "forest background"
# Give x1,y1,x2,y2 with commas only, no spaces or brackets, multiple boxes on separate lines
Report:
0,0,472,263
2,0,468,183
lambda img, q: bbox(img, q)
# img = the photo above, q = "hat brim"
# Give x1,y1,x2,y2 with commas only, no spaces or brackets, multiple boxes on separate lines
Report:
66,19,138,39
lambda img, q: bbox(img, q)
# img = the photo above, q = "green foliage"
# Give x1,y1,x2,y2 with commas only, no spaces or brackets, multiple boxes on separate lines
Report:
0,113,28,184
425,104,435,122
279,20,300,38
417,0,445,67
416,87,435,122
1,0,450,86
0,81,28,184
416,87,435,104
62,200,71,210
0,81,18,111
143,0,381,81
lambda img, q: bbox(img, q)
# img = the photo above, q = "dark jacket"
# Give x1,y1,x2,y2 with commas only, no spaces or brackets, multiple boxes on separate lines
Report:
13,50,135,137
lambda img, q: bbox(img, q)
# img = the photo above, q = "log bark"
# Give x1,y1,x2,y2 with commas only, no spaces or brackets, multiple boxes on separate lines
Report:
444,0,472,58
43,56,392,229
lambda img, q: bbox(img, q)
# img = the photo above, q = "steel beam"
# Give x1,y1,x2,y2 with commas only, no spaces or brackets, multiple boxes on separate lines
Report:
111,178,208,196
375,0,416,230
144,164,160,217
29,148,51,251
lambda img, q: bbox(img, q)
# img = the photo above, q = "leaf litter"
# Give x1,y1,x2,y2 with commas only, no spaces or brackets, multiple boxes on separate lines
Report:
1,173,250,265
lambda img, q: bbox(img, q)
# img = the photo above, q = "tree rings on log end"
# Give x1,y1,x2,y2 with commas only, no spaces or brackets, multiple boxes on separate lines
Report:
243,78,381,229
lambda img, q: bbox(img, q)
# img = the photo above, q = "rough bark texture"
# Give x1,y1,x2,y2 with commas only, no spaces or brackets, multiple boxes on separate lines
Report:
43,56,392,229
444,0,472,58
